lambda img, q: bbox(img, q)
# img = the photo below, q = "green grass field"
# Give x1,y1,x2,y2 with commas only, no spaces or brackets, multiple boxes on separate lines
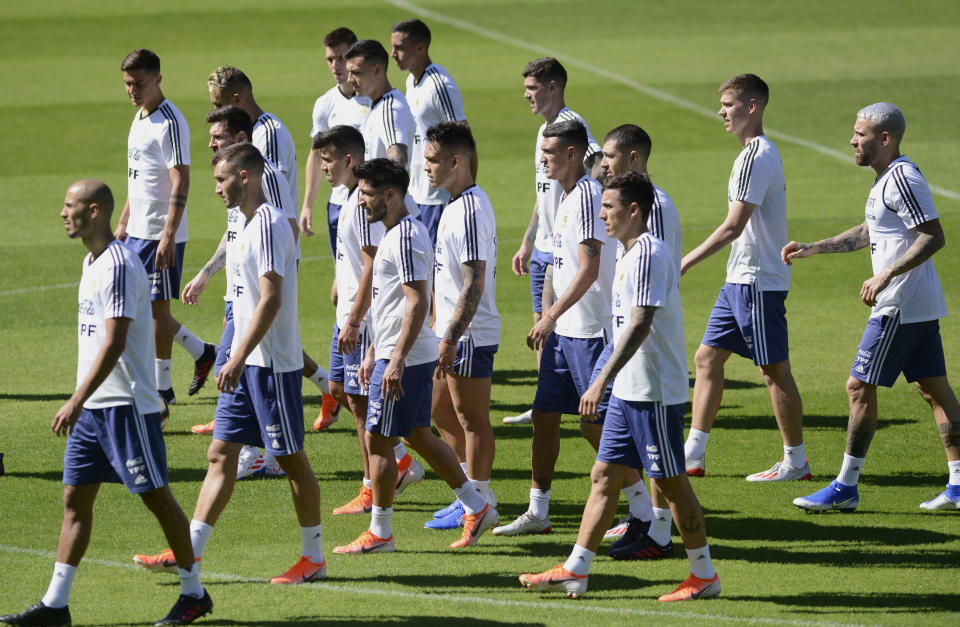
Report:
2,0,960,624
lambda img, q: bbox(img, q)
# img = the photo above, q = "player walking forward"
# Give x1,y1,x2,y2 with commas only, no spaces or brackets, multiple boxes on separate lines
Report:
787,103,960,512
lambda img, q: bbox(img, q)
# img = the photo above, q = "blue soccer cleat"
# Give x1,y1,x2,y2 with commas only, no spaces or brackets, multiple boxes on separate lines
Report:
433,498,462,519
425,500,464,530
793,480,858,512
920,485,960,511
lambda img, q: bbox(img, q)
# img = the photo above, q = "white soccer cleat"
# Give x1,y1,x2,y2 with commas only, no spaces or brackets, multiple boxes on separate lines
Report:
746,458,812,482
920,487,960,511
395,456,425,497
685,454,706,477
503,409,533,424
237,446,265,480
491,511,551,536
603,516,631,540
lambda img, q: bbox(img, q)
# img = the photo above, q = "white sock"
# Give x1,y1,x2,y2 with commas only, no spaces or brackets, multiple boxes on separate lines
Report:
307,366,330,394
459,462,468,476
562,544,594,576
189,519,214,559
174,325,206,360
622,480,653,522
393,442,408,462
370,506,393,538
529,488,550,520
177,563,203,599
685,544,716,579
300,523,324,563
649,507,673,546
470,478,490,504
684,429,710,459
948,460,960,486
156,359,173,390
41,562,76,609
783,443,806,468
454,481,486,515
837,454,865,486
363,477,373,489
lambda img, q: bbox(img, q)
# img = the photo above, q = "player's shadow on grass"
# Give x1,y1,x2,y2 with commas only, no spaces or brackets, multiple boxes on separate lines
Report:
0,392,71,401
858,471,945,488
492,369,539,387
706,515,955,546
491,423,583,440
712,413,911,430
198,617,545,626
686,377,764,390
360,570,639,595
737,591,960,615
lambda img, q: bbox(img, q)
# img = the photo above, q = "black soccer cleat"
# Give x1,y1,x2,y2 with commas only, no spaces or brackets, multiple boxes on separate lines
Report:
188,344,217,396
159,388,177,406
608,533,674,561
607,516,650,553
154,590,212,626
0,601,71,625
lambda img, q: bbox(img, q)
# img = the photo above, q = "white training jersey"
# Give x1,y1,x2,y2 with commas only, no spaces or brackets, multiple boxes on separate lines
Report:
362,88,415,163
552,175,616,339
230,203,303,373
126,99,190,243
254,112,299,207
77,240,163,413
725,135,790,291
434,184,500,347
335,185,385,331
611,233,688,405
405,63,467,206
310,84,370,206
865,155,947,323
649,184,683,273
371,215,437,365
534,107,601,253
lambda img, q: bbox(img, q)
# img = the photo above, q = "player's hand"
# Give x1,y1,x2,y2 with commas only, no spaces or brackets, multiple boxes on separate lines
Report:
860,271,892,307
358,351,375,390
156,233,176,271
216,357,244,393
527,314,555,351
51,397,82,436
781,241,813,266
300,207,314,237
338,322,360,355
435,340,457,379
512,242,532,277
382,359,405,401
182,273,208,306
114,222,128,242
330,281,338,306
579,380,606,421
679,254,693,277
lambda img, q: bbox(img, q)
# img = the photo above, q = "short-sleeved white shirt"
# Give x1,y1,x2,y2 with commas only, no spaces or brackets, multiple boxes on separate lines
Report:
310,85,370,206
126,99,190,243
865,155,947,323
371,215,437,365
362,88,415,163
552,175,616,339
335,185,385,331
611,233,688,405
649,184,682,272
434,184,500,347
230,203,303,373
725,135,790,291
534,108,601,253
405,63,467,206
77,240,163,413
253,112,299,208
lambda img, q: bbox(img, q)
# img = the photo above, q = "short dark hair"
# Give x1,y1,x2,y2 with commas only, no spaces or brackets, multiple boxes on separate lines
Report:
353,158,409,195
522,57,566,89
324,27,358,49
392,19,431,46
208,66,252,102
604,171,654,223
604,124,652,161
718,73,769,108
121,49,160,74
542,119,587,156
425,121,476,156
343,39,389,69
313,125,365,159
206,105,253,139
213,142,264,176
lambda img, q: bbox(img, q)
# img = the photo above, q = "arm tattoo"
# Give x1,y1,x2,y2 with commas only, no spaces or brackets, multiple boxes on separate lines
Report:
580,239,601,258
813,223,870,254
443,260,485,342
201,247,227,279
595,306,654,387
542,263,555,311
523,209,539,245
885,229,944,278
169,193,187,208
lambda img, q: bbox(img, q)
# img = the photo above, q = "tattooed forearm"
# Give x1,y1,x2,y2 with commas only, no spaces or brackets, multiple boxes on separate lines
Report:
594,306,655,388
524,207,539,245
812,222,870,254
443,260,485,342
169,193,187,209
202,247,227,279
884,228,944,279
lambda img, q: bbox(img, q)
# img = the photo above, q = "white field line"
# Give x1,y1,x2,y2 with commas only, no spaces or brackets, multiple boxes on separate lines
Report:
0,544,871,627
384,0,960,204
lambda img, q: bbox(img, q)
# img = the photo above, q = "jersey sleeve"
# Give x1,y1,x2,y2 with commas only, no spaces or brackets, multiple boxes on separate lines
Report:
884,164,938,229
730,142,772,205
385,99,413,148
430,73,466,122
158,106,190,168
583,124,601,161
575,185,604,244
262,166,296,221
357,207,386,248
310,94,332,138
458,200,493,264
634,241,669,309
397,220,432,284
102,246,138,320
255,212,294,278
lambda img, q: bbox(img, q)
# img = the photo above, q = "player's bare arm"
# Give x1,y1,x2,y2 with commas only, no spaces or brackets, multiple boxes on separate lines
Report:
436,259,485,377
541,263,555,313
382,279,430,400
358,338,376,390
53,316,131,436
512,201,539,277
114,198,131,241
861,218,944,306
680,199,754,276
781,221,870,264
182,231,228,305
338,245,377,354
299,148,323,235
156,164,189,270
527,238,602,351
386,143,409,168
216,270,283,393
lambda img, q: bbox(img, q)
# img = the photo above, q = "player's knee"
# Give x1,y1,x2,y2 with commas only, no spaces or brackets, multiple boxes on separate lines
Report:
845,376,870,402
694,345,722,372
61,486,94,517
588,461,617,488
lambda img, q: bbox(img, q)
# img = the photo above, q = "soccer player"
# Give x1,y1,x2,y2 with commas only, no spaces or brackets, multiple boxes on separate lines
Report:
506,57,601,425
332,159,498,554
133,144,327,585
786,103,960,512
0,180,212,625
493,120,615,536
114,49,216,409
518,171,720,602
680,74,809,482
390,18,467,245
421,122,499,530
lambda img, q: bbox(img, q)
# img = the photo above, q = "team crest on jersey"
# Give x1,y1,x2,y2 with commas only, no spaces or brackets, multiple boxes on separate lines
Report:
78,299,95,315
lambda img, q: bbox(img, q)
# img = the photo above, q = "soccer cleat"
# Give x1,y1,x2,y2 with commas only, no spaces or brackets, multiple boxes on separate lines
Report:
133,547,184,574
450,504,499,548
190,420,215,435
425,500,464,530
313,394,340,431
0,602,71,625
269,556,327,584
606,516,650,548
491,511,551,536
685,454,705,477
503,408,533,424
519,564,588,599
433,498,462,519
159,387,177,406
332,530,394,554
394,455,424,497
154,590,213,625
746,458,812,482
333,486,373,515
658,573,721,602
0,452,5,476
188,344,217,396
236,447,266,480
920,485,960,511
261,455,286,477
793,480,859,512
608,534,674,561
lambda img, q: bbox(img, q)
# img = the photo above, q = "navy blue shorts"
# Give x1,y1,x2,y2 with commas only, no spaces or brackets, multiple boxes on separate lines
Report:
584,341,614,424
416,203,443,247
701,282,789,366
597,396,686,479
439,336,497,378
529,248,553,314
329,322,371,396
125,237,186,302
327,201,342,258
213,365,305,456
533,333,607,416
214,301,234,377
365,360,436,438
63,405,168,494
851,314,946,387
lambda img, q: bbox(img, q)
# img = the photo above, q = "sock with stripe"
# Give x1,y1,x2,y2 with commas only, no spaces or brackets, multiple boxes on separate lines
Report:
684,429,709,460
622,480,653,522
174,325,205,360
562,544,594,576
370,506,393,539
41,562,76,609
300,523,324,564
837,454,865,486
685,544,716,579
156,359,173,391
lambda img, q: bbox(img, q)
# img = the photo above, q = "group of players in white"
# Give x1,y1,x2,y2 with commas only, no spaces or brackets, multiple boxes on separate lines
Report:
4,16,960,627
